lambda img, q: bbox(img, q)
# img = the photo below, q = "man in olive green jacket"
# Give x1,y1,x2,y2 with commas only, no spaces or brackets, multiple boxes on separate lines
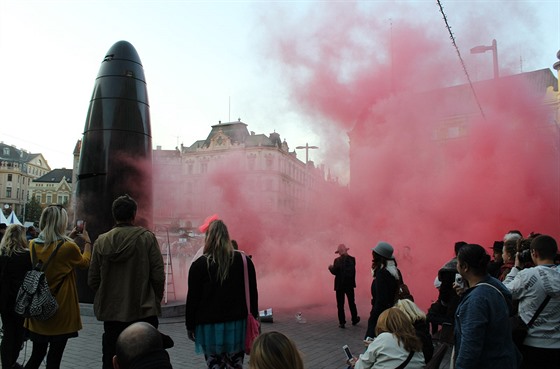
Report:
88,195,165,369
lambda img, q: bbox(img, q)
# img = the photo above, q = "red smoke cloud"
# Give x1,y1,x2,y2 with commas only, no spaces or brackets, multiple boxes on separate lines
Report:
250,2,559,313
162,2,559,319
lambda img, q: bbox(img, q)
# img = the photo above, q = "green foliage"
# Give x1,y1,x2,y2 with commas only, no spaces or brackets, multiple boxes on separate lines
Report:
25,196,42,224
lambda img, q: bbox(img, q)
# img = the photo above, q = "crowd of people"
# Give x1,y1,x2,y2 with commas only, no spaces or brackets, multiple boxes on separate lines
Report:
1,202,559,369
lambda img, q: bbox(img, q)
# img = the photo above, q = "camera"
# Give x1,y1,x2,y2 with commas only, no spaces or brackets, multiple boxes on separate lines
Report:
516,235,538,264
517,249,532,264
454,273,464,288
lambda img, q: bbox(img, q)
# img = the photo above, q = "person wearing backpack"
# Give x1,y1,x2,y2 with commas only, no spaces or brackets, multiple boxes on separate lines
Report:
23,205,92,369
0,224,32,369
328,243,360,328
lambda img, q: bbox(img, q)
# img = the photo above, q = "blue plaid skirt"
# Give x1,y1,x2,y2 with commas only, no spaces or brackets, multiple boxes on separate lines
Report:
195,319,246,355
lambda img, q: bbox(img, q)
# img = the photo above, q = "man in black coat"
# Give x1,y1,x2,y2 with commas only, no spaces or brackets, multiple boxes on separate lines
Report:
328,244,360,328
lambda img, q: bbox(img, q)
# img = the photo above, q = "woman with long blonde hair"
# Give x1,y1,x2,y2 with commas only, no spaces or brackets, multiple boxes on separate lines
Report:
0,224,32,369
249,331,304,369
24,205,92,369
350,308,425,369
394,299,434,362
186,219,259,369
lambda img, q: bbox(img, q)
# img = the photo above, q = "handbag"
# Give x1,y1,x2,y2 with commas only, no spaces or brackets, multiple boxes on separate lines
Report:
241,252,260,354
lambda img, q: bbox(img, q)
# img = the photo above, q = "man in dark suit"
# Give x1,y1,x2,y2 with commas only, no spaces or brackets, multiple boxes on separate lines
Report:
328,244,360,328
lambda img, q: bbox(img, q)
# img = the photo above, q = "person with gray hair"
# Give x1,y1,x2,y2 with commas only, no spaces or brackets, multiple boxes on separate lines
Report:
113,322,172,369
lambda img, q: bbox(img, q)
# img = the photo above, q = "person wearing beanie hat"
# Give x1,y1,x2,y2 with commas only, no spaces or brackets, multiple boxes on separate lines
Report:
365,241,404,340
328,244,360,328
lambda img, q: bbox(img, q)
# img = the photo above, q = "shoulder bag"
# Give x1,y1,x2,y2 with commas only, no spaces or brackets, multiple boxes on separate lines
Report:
241,252,260,354
478,282,551,348
395,351,414,369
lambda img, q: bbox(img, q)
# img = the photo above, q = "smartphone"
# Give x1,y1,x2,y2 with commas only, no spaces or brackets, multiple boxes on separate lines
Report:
343,345,353,360
76,220,84,233
455,273,464,288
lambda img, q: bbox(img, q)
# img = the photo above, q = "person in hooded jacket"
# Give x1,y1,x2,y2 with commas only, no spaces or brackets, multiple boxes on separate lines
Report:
88,195,165,369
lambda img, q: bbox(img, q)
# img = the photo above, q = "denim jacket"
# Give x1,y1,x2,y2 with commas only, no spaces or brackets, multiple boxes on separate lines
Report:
454,276,520,369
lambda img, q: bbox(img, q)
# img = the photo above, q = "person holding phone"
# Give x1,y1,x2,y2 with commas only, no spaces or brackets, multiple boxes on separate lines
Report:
348,308,425,369
23,205,92,369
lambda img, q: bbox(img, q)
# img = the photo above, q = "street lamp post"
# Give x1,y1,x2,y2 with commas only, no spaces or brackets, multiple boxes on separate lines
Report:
295,143,319,164
470,39,499,79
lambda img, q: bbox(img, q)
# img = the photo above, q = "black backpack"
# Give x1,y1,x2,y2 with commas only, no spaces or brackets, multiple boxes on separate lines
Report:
14,240,64,320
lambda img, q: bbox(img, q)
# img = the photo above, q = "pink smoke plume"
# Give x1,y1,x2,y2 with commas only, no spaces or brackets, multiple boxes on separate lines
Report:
160,2,559,319
249,2,559,313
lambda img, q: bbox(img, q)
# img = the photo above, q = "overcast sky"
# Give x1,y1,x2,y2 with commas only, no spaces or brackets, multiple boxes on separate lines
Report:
0,0,558,180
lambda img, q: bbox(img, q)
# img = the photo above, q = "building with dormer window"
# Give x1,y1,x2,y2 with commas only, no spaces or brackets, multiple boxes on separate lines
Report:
0,142,51,218
29,168,73,207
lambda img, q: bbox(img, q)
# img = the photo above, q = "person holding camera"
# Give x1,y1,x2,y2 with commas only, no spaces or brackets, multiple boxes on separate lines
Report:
503,235,560,369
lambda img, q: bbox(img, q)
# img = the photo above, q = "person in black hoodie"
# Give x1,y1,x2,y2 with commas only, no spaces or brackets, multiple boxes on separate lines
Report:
0,224,32,369
113,322,172,369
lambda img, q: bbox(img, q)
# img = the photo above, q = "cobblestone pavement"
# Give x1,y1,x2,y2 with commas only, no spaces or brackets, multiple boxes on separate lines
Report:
11,306,451,369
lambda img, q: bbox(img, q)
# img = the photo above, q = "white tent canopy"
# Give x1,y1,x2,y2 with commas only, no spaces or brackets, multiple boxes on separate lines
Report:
6,211,22,225
0,211,7,224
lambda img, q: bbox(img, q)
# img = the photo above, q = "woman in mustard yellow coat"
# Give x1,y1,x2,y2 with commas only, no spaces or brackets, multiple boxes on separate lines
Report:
24,205,92,369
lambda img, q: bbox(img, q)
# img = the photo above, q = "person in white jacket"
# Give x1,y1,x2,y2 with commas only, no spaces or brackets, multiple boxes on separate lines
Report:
349,307,425,369
503,234,560,369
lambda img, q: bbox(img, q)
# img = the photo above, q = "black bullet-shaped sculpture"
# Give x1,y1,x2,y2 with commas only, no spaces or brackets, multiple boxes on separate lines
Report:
75,41,153,302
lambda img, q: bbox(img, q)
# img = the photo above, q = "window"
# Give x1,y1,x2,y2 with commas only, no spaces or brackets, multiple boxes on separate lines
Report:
46,195,52,204
3,148,9,155
35,194,41,202
6,187,12,198
7,174,12,181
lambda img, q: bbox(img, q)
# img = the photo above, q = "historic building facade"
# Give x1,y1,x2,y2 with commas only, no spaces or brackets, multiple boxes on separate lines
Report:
153,120,324,230
28,168,73,207
348,66,559,191
0,143,51,218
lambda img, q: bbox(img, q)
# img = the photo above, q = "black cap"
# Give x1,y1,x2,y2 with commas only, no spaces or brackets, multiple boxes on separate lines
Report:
490,241,504,252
